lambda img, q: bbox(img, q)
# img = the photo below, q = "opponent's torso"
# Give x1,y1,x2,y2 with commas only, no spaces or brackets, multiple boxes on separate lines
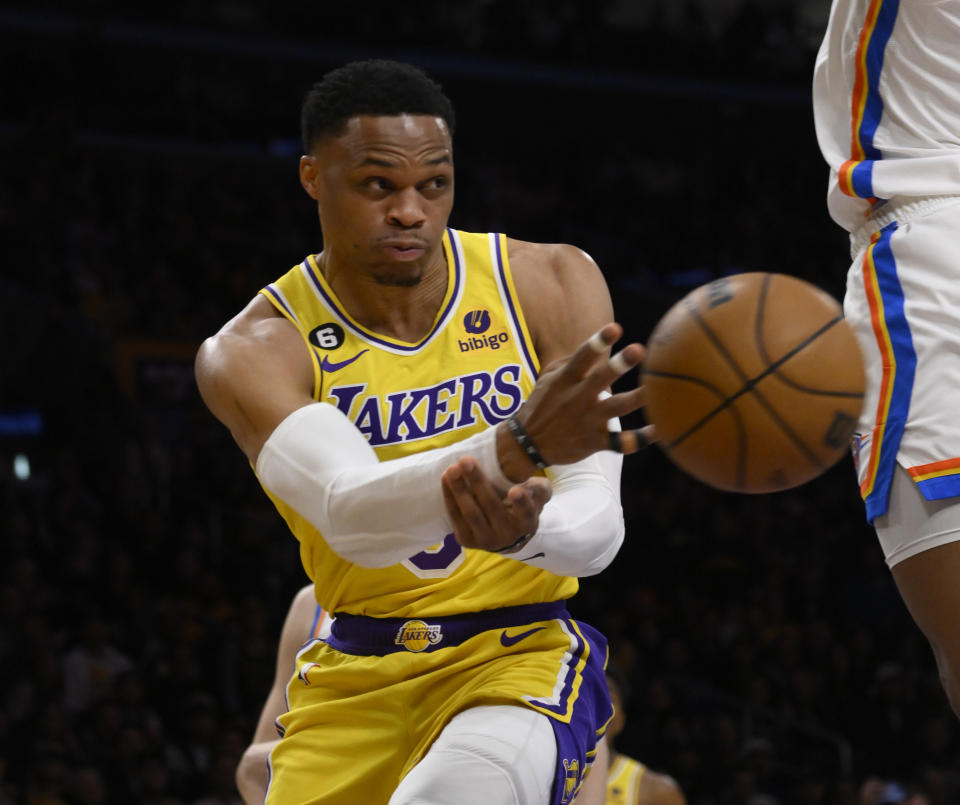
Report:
259,228,578,617
606,754,646,805
813,0,960,231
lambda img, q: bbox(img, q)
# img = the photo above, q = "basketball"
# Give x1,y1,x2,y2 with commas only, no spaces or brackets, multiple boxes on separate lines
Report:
640,272,866,493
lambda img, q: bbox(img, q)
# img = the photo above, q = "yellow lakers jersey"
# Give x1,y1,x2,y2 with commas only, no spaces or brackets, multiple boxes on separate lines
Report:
606,753,646,805
258,228,579,618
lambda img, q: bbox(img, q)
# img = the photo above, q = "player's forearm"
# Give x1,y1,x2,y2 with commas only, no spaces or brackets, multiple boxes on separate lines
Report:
256,402,512,567
512,449,625,577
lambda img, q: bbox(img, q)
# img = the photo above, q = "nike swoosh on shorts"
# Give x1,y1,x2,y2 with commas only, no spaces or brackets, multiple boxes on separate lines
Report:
499,626,546,647
320,349,368,373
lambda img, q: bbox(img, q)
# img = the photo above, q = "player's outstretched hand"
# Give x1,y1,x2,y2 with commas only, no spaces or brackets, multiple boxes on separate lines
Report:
442,456,552,553
497,323,649,481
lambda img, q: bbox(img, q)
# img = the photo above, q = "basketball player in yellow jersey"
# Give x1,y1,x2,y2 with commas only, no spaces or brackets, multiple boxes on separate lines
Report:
604,666,686,805
196,59,650,805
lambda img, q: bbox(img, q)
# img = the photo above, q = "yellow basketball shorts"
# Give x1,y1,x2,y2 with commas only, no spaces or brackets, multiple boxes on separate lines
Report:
265,600,613,805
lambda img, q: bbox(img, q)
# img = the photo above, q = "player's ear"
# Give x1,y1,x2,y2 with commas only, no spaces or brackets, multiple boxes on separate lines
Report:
300,155,321,200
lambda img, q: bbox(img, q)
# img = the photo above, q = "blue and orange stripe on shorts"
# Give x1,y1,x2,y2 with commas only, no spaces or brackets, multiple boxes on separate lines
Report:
859,222,916,521
908,459,960,500
837,0,899,201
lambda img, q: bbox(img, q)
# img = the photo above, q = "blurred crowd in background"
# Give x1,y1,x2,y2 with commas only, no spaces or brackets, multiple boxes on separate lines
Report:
2,2,959,803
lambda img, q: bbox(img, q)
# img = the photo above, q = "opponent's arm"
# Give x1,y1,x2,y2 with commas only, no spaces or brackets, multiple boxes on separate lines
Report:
197,297,643,567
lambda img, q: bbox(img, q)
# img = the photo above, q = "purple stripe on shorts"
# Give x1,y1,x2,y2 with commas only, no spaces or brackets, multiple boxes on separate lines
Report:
546,620,612,805
526,620,586,716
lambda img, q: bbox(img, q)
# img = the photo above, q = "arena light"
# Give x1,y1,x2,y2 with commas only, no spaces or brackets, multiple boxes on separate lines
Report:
13,453,30,481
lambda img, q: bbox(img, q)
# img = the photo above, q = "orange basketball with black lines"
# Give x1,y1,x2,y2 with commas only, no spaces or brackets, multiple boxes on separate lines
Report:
641,272,866,493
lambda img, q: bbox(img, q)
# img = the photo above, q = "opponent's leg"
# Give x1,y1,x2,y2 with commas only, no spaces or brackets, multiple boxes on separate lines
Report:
389,705,557,805
877,465,960,717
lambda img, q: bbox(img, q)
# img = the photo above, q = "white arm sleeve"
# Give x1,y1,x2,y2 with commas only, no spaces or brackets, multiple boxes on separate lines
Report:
507,423,625,578
255,403,511,568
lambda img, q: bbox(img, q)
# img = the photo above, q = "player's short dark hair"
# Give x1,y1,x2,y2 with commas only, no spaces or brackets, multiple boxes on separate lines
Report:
300,59,456,152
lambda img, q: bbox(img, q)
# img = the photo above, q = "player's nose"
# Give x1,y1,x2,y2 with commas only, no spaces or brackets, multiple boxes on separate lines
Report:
386,188,426,228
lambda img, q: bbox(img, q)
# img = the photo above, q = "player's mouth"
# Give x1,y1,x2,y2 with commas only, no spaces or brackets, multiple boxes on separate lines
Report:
379,238,428,261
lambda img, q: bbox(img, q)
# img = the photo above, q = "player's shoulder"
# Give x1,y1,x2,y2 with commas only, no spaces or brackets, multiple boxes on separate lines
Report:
504,237,606,310
505,237,601,280
284,583,321,636
290,584,319,616
196,296,293,374
209,293,287,342
194,293,312,426
501,236,613,362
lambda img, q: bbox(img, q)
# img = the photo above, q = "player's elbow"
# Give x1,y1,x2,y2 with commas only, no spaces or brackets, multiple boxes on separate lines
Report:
576,513,624,577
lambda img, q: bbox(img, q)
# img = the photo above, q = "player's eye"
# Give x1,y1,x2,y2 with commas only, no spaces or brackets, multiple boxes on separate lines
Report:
421,176,450,194
364,177,391,191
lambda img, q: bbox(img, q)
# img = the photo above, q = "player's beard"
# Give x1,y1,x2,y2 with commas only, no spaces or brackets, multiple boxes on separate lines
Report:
372,270,422,287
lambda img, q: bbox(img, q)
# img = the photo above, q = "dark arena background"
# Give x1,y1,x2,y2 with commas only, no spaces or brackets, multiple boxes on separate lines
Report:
2,2,958,803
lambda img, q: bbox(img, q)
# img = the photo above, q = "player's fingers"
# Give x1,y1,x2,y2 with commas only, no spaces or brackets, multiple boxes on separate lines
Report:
441,462,489,546
504,485,538,526
520,476,553,508
584,342,645,390
607,424,656,455
459,456,508,512
442,475,475,545
453,459,528,550
599,387,646,419
561,323,622,380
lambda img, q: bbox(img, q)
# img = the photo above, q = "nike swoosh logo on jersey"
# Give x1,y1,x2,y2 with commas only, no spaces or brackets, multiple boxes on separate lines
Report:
500,626,546,647
320,349,368,373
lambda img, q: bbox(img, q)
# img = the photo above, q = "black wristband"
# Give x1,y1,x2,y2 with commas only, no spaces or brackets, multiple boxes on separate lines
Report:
493,532,534,554
506,415,550,470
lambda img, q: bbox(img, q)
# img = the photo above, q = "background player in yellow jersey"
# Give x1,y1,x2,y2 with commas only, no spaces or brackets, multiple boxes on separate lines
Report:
603,666,686,805
196,59,649,804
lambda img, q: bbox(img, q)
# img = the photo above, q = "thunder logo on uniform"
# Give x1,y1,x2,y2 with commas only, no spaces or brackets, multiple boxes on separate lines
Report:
838,0,900,200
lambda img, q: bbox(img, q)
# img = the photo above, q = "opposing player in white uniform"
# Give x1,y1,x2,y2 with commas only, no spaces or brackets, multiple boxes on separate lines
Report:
813,0,960,715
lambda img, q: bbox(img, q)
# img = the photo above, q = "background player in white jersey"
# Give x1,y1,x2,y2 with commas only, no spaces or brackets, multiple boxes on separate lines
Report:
196,59,650,804
813,0,960,716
